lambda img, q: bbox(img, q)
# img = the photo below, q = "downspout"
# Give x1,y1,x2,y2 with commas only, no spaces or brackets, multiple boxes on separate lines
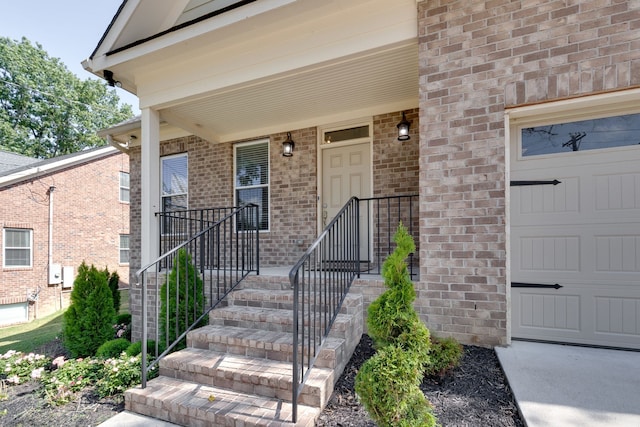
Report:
48,186,58,311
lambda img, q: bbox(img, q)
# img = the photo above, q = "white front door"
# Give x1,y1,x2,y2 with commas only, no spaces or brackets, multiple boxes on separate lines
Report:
321,141,371,260
510,114,640,349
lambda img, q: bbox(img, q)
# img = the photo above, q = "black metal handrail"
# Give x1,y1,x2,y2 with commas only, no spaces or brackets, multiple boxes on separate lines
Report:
288,194,418,421
289,197,360,422
136,204,259,388
358,194,419,278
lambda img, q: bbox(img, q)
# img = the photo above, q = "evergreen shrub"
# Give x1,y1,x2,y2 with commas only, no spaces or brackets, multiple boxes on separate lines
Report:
355,223,436,427
106,269,121,313
96,338,131,359
63,262,117,358
426,336,463,378
159,249,206,351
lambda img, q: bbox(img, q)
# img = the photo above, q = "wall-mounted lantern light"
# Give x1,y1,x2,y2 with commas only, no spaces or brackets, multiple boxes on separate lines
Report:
283,132,295,157
397,112,411,141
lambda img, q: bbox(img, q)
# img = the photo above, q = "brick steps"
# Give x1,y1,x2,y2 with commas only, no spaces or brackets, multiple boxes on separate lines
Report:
125,273,363,426
160,348,335,407
126,376,319,427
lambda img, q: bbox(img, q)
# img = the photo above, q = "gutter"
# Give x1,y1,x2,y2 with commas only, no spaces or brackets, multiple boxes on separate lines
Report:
0,146,118,188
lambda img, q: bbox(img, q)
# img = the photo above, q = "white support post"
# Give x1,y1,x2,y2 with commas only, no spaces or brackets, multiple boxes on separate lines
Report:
141,107,161,266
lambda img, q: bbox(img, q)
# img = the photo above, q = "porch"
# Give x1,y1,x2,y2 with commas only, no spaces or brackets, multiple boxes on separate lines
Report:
128,194,417,425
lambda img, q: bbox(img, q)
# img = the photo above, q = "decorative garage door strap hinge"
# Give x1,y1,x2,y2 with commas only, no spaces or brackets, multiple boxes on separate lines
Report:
510,179,561,186
511,282,563,289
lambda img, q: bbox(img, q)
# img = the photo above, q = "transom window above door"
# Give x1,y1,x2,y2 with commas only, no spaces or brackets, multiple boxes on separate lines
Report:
521,112,640,157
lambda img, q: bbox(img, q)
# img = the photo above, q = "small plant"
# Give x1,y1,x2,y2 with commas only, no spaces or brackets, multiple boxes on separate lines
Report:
0,350,50,385
159,249,206,350
42,357,101,405
96,338,131,359
63,262,117,357
125,340,161,357
355,224,436,427
95,353,151,397
426,336,463,378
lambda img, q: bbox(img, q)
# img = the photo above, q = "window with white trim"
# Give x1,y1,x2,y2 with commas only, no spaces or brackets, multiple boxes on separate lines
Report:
119,171,130,203
119,234,130,264
235,140,269,231
161,154,188,212
3,228,32,268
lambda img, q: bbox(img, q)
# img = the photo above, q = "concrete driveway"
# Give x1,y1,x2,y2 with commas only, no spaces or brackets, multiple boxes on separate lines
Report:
496,341,640,427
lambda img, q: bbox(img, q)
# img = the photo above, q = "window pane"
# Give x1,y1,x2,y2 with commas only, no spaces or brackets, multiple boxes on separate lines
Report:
5,230,29,247
120,172,130,187
236,143,268,187
162,156,188,196
237,188,269,230
163,195,188,212
522,113,640,157
324,125,369,144
120,235,130,249
5,249,29,266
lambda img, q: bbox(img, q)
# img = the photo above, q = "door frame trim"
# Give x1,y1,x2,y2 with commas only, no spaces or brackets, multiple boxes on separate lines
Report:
317,117,373,236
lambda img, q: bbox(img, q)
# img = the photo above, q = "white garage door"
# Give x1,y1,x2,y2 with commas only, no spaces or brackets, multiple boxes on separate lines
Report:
510,112,640,349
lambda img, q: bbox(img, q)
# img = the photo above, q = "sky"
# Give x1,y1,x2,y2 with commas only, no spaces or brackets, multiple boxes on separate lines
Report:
0,0,139,112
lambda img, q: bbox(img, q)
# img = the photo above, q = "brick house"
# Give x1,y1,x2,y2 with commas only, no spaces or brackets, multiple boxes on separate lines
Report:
0,146,130,325
88,0,640,350
90,0,640,348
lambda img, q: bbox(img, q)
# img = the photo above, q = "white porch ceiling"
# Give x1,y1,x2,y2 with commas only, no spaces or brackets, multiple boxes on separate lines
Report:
160,42,418,143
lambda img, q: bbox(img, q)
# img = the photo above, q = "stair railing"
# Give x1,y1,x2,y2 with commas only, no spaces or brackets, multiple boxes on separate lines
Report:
137,204,259,388
289,197,360,422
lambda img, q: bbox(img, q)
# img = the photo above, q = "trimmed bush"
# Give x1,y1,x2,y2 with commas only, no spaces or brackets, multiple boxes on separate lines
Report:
63,262,117,358
116,313,132,325
107,269,121,313
96,338,131,359
125,340,161,357
355,224,436,427
426,336,463,378
159,249,206,351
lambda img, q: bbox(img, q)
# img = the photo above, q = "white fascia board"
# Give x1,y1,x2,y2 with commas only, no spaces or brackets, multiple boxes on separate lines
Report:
0,146,118,188
136,0,418,109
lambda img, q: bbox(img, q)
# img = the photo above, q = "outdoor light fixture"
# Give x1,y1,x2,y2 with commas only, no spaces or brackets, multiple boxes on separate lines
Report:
283,132,295,157
104,70,122,88
397,112,411,141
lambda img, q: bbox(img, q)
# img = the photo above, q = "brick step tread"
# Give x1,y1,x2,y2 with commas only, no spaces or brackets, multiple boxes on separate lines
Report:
160,348,334,407
187,325,345,368
209,305,352,332
126,375,319,427
228,289,362,310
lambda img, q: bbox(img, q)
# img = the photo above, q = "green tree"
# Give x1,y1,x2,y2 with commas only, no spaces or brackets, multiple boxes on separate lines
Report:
0,37,133,158
159,249,206,351
63,262,117,358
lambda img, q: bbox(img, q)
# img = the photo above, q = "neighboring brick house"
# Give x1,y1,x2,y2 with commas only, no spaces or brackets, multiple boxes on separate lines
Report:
87,0,640,350
0,146,130,325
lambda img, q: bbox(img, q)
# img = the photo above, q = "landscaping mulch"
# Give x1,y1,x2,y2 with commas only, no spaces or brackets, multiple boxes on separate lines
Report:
0,335,524,426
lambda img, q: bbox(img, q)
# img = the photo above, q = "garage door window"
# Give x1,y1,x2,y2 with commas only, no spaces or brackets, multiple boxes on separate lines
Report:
522,112,640,157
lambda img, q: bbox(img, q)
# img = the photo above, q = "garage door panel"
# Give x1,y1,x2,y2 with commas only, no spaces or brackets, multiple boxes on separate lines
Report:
595,172,640,211
513,285,640,348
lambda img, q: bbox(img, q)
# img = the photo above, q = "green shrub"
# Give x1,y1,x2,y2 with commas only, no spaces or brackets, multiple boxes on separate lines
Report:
105,268,121,314
356,224,436,427
116,313,132,324
63,262,117,358
159,249,206,350
43,357,102,405
426,336,463,378
95,353,146,397
125,340,161,357
355,345,436,427
96,338,131,359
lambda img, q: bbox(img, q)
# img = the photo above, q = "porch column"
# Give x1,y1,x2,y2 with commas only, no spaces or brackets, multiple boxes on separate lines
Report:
140,107,160,266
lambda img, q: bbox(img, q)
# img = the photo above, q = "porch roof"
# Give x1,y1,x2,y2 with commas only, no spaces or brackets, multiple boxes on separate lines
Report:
87,0,419,145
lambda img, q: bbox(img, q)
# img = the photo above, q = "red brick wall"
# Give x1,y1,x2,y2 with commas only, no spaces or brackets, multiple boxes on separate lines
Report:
417,0,639,346
0,150,130,323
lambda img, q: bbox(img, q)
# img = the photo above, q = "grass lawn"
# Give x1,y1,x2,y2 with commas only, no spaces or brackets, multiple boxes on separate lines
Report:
0,289,130,355
0,310,64,354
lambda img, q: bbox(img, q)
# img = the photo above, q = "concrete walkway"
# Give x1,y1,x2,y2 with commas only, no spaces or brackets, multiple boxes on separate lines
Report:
496,341,640,427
